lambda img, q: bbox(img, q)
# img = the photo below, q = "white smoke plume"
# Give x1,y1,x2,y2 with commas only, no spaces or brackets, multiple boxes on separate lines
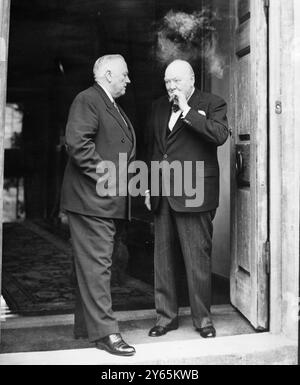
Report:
155,9,225,79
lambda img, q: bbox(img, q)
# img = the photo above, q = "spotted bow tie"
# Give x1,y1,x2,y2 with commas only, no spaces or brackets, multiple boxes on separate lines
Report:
171,103,180,113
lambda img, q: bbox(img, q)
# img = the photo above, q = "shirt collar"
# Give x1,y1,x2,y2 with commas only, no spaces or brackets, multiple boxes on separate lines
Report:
98,83,114,103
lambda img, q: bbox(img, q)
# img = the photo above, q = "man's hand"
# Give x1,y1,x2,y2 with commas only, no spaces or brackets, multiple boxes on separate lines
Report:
171,90,189,112
145,191,151,211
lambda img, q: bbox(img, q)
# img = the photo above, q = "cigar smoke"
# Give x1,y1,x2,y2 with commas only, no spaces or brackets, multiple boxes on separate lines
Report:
156,9,225,79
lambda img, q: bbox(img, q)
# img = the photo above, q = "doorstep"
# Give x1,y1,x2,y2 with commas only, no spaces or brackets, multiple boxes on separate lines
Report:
0,333,297,365
0,305,298,364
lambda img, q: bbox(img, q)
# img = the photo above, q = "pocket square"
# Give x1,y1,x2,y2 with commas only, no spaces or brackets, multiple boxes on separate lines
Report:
198,110,206,116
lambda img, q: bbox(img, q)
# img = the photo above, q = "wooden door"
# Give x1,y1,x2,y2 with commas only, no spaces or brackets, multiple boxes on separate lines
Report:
230,0,269,330
0,0,11,342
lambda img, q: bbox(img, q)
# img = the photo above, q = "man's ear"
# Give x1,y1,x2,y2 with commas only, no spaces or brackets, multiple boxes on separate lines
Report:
105,70,112,83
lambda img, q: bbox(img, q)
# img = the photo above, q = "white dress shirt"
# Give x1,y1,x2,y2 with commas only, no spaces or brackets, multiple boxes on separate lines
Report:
99,83,128,127
168,87,195,131
99,83,114,103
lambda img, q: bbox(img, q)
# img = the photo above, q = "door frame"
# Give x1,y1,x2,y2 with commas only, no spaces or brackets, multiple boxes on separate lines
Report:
0,0,10,343
229,0,269,330
0,0,298,359
268,0,299,340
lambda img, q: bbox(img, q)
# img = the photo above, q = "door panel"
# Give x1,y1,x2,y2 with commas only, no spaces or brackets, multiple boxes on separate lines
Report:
230,0,269,330
236,189,251,272
238,0,250,21
236,56,251,136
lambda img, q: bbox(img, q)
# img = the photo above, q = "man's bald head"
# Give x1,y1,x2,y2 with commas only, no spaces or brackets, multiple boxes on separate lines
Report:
93,55,126,80
93,54,130,99
165,60,195,80
164,60,195,101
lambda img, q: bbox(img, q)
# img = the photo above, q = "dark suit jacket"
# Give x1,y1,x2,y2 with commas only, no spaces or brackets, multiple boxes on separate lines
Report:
148,88,228,213
61,83,136,219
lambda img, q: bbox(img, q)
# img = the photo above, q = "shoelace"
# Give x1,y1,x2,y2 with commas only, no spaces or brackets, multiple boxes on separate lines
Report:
109,333,122,343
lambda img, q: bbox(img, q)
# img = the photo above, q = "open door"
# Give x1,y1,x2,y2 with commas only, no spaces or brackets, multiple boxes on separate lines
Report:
230,0,269,330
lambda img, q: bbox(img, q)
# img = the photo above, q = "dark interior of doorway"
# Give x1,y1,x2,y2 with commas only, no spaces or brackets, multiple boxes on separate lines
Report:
2,0,230,317
1,219,229,317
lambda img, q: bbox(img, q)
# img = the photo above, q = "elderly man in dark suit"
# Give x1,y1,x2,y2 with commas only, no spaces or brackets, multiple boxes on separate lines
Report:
145,59,229,339
61,55,136,356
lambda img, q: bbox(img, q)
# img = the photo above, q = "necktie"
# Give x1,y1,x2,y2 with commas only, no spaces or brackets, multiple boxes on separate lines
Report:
113,101,128,127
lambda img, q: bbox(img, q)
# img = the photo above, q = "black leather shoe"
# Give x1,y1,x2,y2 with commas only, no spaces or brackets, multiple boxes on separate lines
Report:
198,326,216,338
96,333,136,356
148,324,178,337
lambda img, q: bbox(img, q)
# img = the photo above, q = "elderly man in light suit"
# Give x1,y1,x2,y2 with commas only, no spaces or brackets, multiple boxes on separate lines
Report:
61,55,136,356
146,60,229,339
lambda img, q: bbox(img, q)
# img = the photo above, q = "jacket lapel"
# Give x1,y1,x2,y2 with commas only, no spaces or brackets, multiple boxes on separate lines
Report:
93,83,132,141
116,103,134,143
166,89,208,145
167,112,184,141
157,97,172,151
118,105,136,160
166,90,199,143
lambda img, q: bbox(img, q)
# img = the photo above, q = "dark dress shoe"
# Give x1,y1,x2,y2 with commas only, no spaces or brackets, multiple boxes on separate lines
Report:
198,326,216,338
96,333,136,356
148,324,178,337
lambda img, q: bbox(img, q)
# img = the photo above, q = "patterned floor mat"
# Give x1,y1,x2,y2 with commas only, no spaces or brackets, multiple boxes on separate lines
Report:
2,221,154,316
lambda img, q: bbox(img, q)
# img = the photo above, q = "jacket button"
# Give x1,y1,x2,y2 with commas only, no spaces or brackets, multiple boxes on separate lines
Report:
121,138,125,143
163,154,168,159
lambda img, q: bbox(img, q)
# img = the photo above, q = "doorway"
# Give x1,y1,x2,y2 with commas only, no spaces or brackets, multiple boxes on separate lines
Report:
0,0,269,353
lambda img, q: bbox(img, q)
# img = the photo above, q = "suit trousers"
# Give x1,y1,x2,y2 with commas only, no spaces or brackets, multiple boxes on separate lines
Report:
154,197,216,330
67,211,119,342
